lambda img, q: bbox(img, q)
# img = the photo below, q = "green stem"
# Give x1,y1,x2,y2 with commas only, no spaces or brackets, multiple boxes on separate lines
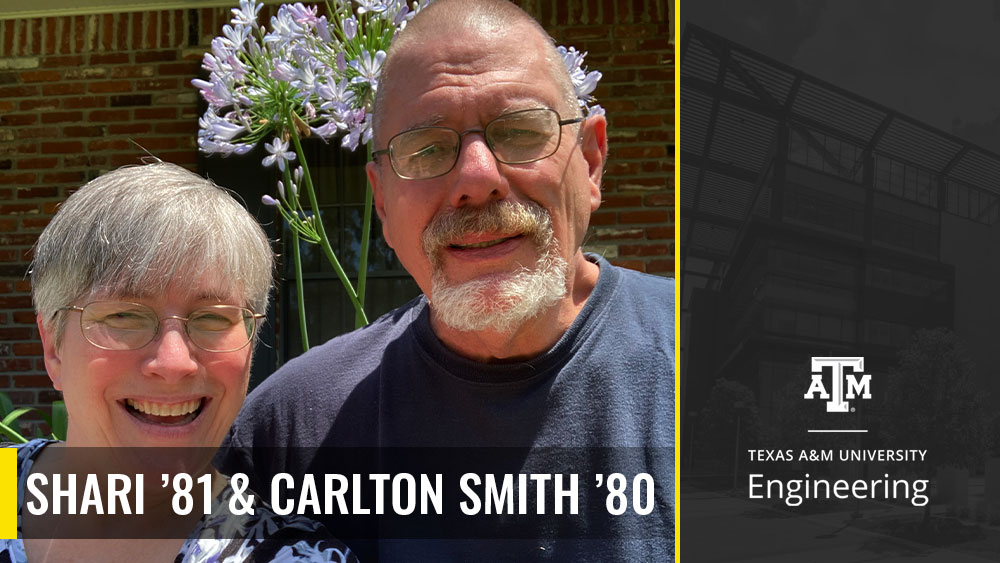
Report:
0,421,27,443
291,228,310,352
356,142,374,328
287,124,369,326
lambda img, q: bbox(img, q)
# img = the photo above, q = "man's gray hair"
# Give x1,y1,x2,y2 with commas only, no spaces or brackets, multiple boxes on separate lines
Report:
31,162,274,346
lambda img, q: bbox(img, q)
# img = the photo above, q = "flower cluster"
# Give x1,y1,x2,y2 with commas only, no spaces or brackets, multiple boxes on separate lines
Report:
193,0,428,161
558,45,604,117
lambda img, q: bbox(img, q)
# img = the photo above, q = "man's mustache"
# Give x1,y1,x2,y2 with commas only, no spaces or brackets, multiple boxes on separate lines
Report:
421,200,553,262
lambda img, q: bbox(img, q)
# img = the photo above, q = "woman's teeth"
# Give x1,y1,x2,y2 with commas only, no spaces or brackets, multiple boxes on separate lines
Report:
126,398,202,417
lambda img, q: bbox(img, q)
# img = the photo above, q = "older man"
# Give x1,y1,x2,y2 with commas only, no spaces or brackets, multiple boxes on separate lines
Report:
219,0,673,560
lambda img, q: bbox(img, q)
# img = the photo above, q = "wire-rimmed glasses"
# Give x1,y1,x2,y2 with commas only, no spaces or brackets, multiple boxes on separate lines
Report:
373,108,585,180
59,301,264,353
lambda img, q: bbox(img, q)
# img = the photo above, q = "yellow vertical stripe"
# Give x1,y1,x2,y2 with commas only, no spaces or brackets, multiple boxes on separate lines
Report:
673,0,681,561
0,448,16,539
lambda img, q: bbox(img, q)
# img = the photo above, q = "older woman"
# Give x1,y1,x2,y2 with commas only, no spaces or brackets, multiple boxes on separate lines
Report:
5,163,356,562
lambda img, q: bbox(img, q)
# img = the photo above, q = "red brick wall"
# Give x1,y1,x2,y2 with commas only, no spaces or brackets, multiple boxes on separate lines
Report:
0,1,673,426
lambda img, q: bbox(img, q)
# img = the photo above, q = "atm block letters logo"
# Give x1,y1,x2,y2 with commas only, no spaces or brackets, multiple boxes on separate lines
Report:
804,357,872,413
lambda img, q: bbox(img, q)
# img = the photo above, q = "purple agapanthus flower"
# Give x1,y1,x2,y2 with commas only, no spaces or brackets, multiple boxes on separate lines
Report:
262,137,297,171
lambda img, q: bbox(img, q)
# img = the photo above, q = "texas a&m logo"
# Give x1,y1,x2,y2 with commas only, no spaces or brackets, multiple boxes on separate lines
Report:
804,357,871,412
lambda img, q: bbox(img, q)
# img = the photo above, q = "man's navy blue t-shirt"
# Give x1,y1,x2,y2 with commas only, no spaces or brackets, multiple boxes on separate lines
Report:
218,254,674,561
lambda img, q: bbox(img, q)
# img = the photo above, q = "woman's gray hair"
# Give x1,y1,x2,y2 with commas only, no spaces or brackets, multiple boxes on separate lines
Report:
31,162,274,346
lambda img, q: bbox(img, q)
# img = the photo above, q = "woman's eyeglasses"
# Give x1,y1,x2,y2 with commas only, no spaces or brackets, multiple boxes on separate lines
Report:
59,301,264,353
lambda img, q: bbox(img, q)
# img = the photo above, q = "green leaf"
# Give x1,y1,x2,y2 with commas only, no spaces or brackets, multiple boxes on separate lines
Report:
2,407,36,429
0,420,27,444
50,401,67,441
0,392,14,418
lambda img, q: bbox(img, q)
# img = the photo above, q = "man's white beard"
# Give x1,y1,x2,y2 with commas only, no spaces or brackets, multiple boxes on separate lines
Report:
430,247,568,334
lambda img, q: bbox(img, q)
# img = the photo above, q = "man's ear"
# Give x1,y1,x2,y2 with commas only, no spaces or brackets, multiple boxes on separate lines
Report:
366,159,394,249
37,314,63,391
580,114,608,212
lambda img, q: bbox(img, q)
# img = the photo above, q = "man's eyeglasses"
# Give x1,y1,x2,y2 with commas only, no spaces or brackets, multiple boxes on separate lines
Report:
373,108,585,180
59,301,264,353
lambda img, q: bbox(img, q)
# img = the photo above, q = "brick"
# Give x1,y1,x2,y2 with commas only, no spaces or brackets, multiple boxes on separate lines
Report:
21,218,51,230
136,107,178,120
0,85,40,97
89,109,130,121
16,186,57,198
613,146,667,159
63,96,107,110
88,80,133,94
0,57,40,70
17,127,59,140
601,194,642,208
595,227,644,240
108,123,152,135
638,68,671,82
613,114,661,128
134,50,177,63
0,114,37,126
0,295,32,309
638,38,672,51
63,125,106,137
613,23,658,38
110,65,155,78
13,375,50,387
39,111,84,125
136,78,181,90
41,83,86,96
620,178,667,190
89,53,130,65
589,211,616,225
637,129,671,143
0,327,31,340
19,70,61,83
0,174,35,186
619,210,669,224
154,122,194,135
564,26,609,40
644,193,672,206
611,84,658,97
14,281,30,292
88,139,131,151
0,203,37,215
646,259,673,274
41,172,84,184
620,244,670,257
12,312,35,324
109,94,152,107
65,154,105,167
64,67,107,80
19,99,59,112
5,391,35,405
151,151,196,165
15,158,58,170
0,101,13,112
0,188,11,199
131,137,178,150
610,259,644,272
40,141,84,154
157,62,198,76
41,55,84,68
0,219,17,232
647,226,674,239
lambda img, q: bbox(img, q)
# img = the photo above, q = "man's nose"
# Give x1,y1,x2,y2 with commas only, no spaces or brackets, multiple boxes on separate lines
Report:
447,133,511,208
